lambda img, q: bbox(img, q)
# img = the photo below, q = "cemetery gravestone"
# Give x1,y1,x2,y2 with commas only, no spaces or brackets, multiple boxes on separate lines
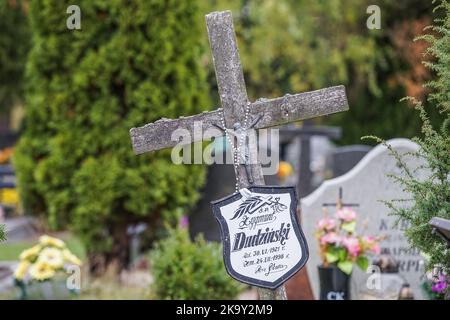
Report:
130,10,349,300
301,139,428,299
127,223,148,266
190,160,235,242
332,145,372,177
279,124,341,300
280,122,342,197
0,131,18,150
190,138,256,242
0,262,16,293
190,138,278,242
3,217,37,242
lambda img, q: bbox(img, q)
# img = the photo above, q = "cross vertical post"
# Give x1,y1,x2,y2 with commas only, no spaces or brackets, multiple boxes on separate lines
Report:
205,11,286,300
322,187,360,209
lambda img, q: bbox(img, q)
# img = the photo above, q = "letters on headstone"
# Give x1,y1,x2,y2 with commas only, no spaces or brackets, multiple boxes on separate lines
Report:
301,139,428,299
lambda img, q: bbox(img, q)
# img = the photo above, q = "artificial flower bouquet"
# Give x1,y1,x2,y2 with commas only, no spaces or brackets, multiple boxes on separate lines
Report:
423,269,449,300
315,207,381,275
14,235,82,299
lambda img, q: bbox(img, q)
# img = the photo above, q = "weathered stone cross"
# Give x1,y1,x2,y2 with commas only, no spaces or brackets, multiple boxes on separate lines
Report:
130,10,349,300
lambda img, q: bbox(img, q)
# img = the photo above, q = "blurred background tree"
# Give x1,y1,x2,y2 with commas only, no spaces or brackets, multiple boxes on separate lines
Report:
0,0,30,129
199,0,439,144
14,0,209,273
4,0,445,276
379,0,450,272
0,224,5,241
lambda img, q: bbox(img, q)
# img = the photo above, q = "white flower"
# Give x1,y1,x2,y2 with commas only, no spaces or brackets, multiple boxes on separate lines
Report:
38,247,64,269
29,261,55,281
62,249,82,266
39,235,66,249
14,260,30,280
19,244,41,261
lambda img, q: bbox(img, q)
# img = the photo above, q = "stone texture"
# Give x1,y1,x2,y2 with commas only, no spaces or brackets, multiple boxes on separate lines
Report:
301,139,428,299
332,145,372,177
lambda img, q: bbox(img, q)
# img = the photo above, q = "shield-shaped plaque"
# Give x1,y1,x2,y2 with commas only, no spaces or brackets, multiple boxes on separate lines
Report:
211,186,309,289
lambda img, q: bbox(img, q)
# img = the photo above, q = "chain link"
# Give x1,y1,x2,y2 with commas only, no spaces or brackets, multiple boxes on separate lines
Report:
219,102,252,192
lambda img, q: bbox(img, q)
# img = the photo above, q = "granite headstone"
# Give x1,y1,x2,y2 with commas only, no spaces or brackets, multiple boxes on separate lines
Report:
332,145,371,178
301,139,428,299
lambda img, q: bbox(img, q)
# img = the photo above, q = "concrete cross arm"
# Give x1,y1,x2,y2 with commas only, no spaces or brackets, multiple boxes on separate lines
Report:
250,85,348,130
129,85,348,155
129,109,223,155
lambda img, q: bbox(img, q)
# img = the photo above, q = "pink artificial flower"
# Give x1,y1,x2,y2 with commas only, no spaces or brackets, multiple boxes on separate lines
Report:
317,218,337,231
320,232,341,245
343,236,361,257
363,236,381,255
336,207,357,222
371,243,381,255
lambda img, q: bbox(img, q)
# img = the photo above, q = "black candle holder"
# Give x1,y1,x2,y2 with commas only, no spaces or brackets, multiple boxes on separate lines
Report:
429,217,450,248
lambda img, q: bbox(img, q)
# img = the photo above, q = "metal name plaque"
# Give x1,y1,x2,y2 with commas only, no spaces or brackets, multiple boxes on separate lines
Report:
211,186,309,289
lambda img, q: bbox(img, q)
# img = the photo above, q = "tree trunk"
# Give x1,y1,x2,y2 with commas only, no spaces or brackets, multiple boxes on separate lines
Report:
88,224,130,276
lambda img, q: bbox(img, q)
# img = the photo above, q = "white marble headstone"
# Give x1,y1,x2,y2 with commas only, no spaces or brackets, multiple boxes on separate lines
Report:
301,139,428,299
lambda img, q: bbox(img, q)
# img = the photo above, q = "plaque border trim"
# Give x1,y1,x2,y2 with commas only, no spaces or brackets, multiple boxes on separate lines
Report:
211,185,309,289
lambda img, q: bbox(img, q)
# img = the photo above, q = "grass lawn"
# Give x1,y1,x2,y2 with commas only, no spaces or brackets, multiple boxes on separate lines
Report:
0,234,86,261
0,235,154,300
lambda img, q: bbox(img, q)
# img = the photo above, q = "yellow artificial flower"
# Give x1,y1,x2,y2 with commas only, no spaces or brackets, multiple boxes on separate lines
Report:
39,235,66,249
14,260,30,281
29,261,55,281
0,188,19,205
38,247,64,269
62,249,82,266
19,244,41,261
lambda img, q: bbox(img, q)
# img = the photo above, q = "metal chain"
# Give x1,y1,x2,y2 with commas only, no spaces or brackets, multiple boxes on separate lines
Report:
219,102,252,192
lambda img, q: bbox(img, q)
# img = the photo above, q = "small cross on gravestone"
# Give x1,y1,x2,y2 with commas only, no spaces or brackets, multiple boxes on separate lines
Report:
129,10,349,300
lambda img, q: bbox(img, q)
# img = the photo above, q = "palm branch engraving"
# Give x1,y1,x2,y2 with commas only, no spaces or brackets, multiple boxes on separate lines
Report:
231,196,271,220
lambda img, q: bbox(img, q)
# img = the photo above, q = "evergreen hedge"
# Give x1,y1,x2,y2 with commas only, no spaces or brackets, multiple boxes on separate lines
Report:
150,227,242,299
0,0,29,111
14,0,209,271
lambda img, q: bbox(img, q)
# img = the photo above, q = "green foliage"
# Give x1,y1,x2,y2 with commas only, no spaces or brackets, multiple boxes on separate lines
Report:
14,0,209,267
337,260,353,275
200,0,438,144
150,227,242,300
366,1,450,272
0,236,85,262
325,246,354,275
0,224,6,242
356,256,369,272
201,0,381,99
419,1,450,114
327,0,440,144
0,0,30,111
